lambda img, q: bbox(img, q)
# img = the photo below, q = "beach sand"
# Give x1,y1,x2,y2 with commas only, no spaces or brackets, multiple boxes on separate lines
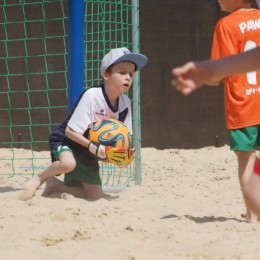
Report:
1,145,260,260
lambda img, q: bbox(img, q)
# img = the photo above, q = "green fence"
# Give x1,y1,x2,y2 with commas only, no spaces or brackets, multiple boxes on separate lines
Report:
0,0,142,187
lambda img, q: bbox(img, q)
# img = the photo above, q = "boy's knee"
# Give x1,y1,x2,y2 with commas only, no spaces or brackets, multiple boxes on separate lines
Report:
234,150,255,158
60,158,76,173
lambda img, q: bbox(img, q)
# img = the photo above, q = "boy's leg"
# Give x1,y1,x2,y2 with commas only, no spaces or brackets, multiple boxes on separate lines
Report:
231,126,259,223
235,150,258,223
244,173,260,216
19,151,76,201
42,177,103,200
42,177,86,198
42,153,103,200
81,182,104,200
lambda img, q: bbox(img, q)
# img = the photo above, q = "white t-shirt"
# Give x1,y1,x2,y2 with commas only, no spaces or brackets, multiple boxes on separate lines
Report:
49,85,132,166
68,85,132,135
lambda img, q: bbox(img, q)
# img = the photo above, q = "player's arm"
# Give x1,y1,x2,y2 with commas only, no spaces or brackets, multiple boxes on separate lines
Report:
65,126,128,165
65,125,90,147
172,47,260,95
205,77,223,87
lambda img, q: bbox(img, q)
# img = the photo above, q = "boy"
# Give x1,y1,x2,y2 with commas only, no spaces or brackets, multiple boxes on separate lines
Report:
175,0,260,223
19,47,148,201
172,47,260,218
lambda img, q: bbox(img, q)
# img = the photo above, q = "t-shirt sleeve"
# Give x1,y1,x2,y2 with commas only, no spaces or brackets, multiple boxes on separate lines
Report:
121,96,132,135
211,22,236,60
67,92,92,134
124,104,132,136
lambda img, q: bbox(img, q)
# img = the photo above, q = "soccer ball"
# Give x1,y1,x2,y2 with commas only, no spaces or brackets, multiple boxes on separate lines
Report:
88,118,131,150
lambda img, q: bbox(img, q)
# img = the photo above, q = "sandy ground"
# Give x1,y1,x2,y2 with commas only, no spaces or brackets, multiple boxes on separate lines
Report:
1,145,260,260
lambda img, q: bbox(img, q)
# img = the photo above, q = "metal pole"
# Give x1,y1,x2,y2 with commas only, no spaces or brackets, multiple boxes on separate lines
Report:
68,0,84,113
132,0,141,184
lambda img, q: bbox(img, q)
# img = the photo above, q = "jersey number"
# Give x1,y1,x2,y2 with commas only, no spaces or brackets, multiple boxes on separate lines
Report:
244,41,257,85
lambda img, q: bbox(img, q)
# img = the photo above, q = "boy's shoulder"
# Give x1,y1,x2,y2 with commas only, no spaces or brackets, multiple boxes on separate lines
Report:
216,12,239,27
120,92,131,102
84,85,103,94
85,85,131,104
88,84,103,91
216,9,260,28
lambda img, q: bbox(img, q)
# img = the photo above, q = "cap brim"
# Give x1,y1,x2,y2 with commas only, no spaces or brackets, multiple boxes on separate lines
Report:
111,53,148,71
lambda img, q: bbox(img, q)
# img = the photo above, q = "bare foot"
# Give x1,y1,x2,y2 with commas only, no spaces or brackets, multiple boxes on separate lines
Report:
241,213,259,224
19,190,36,201
241,213,247,219
19,175,42,201
41,177,60,197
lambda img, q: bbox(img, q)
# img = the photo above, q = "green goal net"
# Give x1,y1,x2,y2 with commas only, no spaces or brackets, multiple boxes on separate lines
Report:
0,0,142,187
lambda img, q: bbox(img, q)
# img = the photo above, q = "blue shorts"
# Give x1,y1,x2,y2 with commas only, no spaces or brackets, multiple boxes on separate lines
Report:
230,125,260,151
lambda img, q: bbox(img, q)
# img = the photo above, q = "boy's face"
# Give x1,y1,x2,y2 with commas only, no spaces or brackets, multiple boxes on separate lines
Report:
103,62,135,94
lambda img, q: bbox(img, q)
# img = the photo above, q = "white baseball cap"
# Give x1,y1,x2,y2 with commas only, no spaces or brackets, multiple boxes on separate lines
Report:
100,47,148,76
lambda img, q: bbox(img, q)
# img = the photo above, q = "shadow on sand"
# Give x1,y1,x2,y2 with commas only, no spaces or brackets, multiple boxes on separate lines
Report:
0,186,23,193
45,192,120,201
160,214,243,223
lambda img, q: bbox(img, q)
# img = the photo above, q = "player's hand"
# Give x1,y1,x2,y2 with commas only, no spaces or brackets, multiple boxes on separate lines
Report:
88,141,128,165
171,61,210,95
117,148,135,168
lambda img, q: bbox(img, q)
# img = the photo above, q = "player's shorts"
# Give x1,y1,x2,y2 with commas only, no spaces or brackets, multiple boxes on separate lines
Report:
52,145,101,186
64,154,101,186
52,145,73,160
230,125,260,151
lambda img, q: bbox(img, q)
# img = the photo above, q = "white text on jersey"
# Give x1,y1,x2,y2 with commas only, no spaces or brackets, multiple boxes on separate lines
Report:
239,19,260,33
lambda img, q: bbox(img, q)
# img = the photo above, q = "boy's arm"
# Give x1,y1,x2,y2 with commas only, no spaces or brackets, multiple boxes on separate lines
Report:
65,125,90,147
65,126,132,166
172,47,260,95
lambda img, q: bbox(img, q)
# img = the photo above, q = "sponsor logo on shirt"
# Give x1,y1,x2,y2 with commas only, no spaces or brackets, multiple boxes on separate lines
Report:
95,109,107,116
245,87,260,96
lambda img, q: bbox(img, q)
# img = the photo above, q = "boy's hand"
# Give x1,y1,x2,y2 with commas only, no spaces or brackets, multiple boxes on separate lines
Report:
172,61,210,95
88,141,128,165
117,148,135,168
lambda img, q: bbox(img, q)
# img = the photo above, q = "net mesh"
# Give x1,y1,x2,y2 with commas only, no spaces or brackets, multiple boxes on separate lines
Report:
0,0,141,186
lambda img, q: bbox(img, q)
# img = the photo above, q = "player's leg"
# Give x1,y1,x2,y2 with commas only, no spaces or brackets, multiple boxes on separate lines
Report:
20,147,76,200
81,182,104,200
42,176,86,198
43,154,103,200
235,150,258,223
42,177,103,200
244,128,260,216
231,126,259,223
244,160,260,216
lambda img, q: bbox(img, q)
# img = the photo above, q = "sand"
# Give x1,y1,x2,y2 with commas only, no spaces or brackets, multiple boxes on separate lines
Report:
1,145,260,260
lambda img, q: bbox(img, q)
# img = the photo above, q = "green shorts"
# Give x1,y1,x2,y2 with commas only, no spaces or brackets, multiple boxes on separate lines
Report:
52,146,101,186
52,145,73,160
230,125,260,151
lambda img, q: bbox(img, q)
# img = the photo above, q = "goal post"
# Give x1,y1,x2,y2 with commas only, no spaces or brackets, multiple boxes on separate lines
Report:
68,0,84,113
132,0,142,184
82,0,142,186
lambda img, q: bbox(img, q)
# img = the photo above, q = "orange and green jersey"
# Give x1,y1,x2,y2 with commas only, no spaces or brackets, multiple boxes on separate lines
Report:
211,9,260,129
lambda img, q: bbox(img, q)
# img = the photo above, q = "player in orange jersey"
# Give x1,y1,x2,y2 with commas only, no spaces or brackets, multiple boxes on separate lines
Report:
172,47,260,219
174,0,260,223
